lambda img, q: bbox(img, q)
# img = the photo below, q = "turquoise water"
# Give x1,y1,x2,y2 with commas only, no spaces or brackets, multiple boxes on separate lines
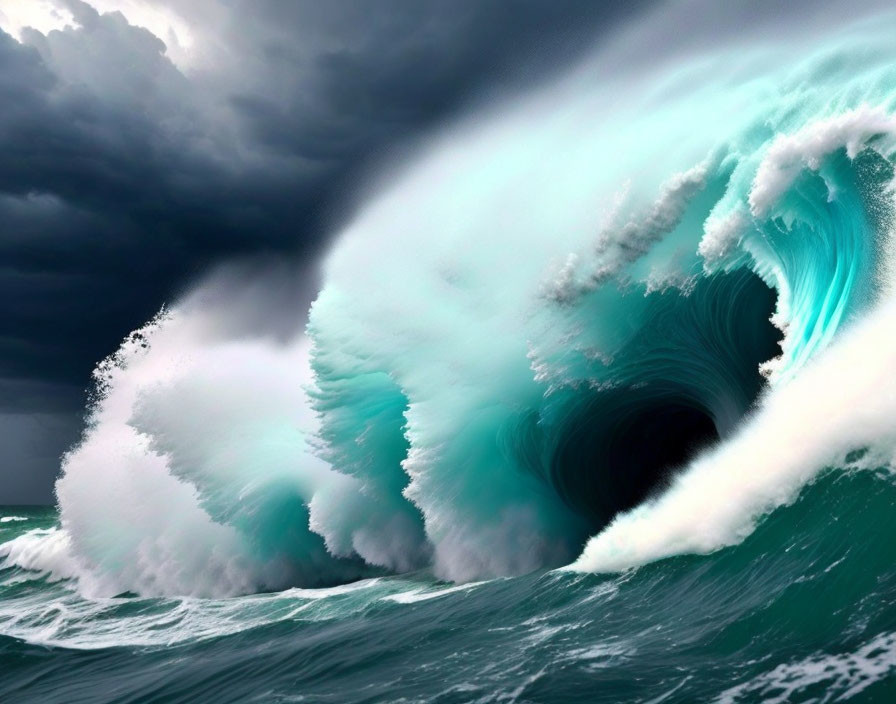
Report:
4,472,896,702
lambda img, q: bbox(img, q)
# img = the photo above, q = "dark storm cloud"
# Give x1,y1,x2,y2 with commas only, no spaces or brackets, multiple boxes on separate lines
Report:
213,1,650,155
0,0,650,500
0,412,82,502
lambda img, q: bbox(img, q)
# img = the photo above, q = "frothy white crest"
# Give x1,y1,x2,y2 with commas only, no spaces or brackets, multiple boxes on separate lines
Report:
749,105,896,216
0,563,394,649
546,163,708,303
698,207,749,264
0,528,79,581
54,296,345,597
54,264,438,596
572,295,896,574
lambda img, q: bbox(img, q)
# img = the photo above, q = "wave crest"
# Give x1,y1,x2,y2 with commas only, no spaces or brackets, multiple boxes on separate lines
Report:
48,11,896,595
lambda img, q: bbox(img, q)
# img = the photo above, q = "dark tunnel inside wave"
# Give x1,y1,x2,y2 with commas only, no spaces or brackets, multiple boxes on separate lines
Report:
551,391,721,528
533,270,783,532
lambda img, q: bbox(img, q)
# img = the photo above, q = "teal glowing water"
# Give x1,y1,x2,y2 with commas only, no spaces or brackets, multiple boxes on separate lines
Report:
6,3,896,701
4,474,896,702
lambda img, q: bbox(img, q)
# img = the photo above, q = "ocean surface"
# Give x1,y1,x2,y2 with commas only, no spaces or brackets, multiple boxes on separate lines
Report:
7,1,896,701
3,485,896,702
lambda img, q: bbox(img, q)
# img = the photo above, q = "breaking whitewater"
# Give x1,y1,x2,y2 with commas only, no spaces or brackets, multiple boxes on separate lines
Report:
6,4,896,703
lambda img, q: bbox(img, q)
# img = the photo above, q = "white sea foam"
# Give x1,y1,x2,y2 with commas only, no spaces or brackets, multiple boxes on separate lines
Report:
384,581,488,604
714,631,896,703
0,528,79,581
53,299,347,597
749,105,896,217
0,555,392,650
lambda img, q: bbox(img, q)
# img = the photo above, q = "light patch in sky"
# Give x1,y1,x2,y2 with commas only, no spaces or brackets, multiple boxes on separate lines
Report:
0,0,74,37
0,0,195,68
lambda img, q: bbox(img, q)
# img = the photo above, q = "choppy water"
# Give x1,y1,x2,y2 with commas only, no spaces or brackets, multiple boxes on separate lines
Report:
4,471,896,703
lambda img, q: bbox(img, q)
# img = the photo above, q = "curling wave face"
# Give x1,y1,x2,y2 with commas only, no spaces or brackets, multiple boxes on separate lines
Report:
38,10,896,595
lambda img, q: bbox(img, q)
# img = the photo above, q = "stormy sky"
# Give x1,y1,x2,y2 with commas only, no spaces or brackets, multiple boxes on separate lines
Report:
0,0,662,503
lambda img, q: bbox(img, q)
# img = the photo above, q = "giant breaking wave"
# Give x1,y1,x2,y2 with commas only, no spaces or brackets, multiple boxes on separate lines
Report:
29,10,896,596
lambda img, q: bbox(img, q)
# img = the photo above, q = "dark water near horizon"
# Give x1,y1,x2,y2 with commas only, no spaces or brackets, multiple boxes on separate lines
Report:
3,468,896,703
